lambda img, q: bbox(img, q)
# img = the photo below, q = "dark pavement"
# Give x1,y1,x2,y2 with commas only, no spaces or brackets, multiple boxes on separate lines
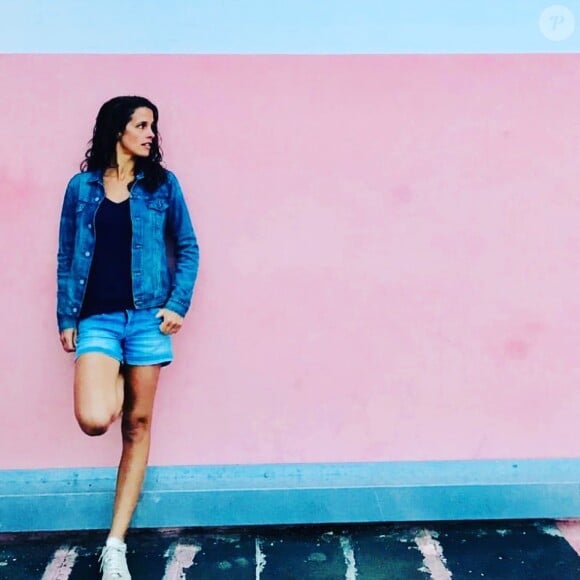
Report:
1,520,580,579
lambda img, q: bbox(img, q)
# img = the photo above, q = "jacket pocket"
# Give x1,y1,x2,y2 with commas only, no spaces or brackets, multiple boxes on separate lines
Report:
146,198,170,233
147,198,169,212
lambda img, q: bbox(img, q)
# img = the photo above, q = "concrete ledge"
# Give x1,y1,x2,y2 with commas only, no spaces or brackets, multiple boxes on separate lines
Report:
1,459,580,532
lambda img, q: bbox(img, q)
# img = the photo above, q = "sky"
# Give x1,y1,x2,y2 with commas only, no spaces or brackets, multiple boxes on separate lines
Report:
0,0,578,53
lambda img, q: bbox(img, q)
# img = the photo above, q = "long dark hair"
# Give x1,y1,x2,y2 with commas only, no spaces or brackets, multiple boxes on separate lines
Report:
81,96,167,191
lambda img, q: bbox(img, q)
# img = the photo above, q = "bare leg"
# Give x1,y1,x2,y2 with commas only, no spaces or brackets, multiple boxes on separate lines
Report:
113,371,125,422
108,364,160,540
75,353,123,435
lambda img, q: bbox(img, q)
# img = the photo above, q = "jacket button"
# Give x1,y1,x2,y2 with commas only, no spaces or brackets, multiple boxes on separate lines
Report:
79,279,85,285
72,307,78,313
85,251,90,257
94,196,99,201
88,224,92,229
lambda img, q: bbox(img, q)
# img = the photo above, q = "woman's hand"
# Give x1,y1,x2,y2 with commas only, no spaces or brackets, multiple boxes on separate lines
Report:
156,308,184,335
60,328,77,352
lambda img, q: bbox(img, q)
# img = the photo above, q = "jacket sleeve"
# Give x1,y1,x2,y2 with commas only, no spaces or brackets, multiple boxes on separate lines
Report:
163,172,200,317
56,176,79,331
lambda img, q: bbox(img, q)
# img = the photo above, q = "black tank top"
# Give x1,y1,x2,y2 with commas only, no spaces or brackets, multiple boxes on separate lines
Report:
80,197,134,318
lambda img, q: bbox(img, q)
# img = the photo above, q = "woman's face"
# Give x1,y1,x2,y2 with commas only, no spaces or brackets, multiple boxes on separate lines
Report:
118,107,156,159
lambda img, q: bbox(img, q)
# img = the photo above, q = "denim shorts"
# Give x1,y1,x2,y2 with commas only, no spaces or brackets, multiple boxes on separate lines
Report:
75,308,173,366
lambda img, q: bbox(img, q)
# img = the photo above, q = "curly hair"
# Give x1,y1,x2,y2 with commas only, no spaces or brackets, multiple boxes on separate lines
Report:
81,96,167,192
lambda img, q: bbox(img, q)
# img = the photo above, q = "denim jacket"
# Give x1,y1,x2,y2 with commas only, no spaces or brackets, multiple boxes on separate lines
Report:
57,169,199,332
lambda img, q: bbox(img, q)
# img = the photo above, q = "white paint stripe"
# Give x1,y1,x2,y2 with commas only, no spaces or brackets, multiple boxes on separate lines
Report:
255,537,266,579
41,546,78,580
537,523,563,538
414,530,453,580
162,542,201,580
557,520,580,557
339,535,358,579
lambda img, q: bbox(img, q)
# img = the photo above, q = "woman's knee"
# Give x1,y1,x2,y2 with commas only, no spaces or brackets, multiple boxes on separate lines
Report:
74,354,123,435
76,410,115,436
121,413,152,443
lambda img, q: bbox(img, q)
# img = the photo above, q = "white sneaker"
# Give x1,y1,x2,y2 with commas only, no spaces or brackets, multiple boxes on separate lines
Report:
99,542,131,579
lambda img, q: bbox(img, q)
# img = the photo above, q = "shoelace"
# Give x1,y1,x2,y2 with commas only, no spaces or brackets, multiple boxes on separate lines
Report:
99,544,129,577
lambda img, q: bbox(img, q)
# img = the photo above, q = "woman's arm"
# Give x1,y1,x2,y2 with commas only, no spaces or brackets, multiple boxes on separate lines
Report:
56,176,79,333
163,172,200,318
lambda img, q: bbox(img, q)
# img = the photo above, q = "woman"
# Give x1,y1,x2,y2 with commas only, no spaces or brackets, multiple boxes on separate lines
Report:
57,96,199,579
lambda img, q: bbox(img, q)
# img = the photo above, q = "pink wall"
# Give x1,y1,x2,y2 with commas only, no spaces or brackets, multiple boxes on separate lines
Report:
1,54,579,469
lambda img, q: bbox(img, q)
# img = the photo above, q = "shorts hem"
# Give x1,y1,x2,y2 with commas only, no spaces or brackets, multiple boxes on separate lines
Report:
124,357,173,367
74,347,123,363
